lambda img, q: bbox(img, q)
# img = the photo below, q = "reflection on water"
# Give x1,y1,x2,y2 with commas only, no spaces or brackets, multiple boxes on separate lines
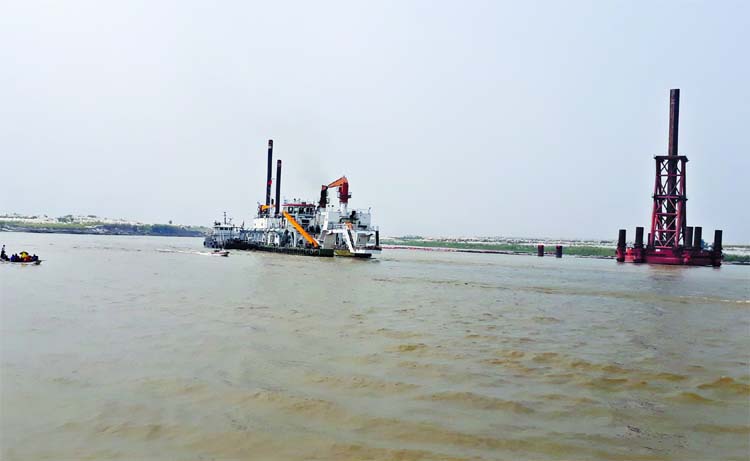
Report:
1,233,749,460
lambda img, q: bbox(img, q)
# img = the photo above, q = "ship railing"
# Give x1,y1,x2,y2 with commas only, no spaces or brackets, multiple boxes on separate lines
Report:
327,223,375,231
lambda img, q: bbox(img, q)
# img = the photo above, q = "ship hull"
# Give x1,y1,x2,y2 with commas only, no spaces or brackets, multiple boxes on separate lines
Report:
334,249,373,258
224,240,333,257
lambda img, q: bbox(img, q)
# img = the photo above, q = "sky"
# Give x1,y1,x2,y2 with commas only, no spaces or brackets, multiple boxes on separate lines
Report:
1,0,748,240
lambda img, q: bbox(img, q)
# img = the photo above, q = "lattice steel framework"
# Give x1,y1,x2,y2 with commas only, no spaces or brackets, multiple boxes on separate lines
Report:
649,155,687,248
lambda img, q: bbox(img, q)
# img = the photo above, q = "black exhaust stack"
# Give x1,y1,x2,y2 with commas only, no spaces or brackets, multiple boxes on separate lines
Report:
275,160,282,216
319,185,328,208
265,140,273,207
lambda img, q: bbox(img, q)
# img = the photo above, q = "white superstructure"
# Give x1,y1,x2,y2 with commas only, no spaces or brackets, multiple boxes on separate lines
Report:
316,205,380,257
204,213,241,248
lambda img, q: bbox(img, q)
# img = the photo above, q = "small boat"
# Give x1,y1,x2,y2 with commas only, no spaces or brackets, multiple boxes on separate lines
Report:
211,250,229,257
1,259,42,265
1,248,42,265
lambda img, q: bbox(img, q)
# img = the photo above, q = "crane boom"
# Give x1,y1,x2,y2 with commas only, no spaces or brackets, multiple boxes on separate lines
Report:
327,176,350,205
328,176,348,188
282,211,320,248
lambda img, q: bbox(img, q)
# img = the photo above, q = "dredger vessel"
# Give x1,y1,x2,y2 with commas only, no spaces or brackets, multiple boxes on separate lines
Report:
204,140,381,258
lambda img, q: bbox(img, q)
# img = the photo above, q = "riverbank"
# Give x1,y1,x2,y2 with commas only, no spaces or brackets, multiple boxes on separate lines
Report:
0,221,208,238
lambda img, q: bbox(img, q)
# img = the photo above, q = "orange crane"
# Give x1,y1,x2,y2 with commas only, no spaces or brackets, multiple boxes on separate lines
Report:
323,176,351,208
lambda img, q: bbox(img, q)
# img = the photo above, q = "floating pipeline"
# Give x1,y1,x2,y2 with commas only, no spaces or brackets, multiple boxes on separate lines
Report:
223,240,334,257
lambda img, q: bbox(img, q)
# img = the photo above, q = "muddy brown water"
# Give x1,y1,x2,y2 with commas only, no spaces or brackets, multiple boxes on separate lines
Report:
1,233,748,460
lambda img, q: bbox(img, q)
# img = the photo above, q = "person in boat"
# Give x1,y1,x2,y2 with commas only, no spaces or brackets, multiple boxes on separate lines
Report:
32,254,38,261
10,253,17,262
0,245,7,261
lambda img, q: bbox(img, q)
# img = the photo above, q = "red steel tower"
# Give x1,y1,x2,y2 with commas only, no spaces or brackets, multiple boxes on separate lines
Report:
616,89,722,267
651,89,687,250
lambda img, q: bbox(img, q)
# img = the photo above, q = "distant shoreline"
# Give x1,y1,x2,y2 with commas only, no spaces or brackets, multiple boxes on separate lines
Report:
382,240,750,265
0,223,207,238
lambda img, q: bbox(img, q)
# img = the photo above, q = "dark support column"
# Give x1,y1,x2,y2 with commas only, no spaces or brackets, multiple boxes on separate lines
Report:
616,229,626,262
694,226,703,249
537,245,544,257
668,89,680,156
713,230,722,252
617,229,626,249
712,230,723,267
684,227,693,248
666,89,680,239
634,227,644,248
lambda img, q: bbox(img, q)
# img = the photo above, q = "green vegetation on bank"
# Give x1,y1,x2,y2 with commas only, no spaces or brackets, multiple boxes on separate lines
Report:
0,220,208,237
724,254,750,263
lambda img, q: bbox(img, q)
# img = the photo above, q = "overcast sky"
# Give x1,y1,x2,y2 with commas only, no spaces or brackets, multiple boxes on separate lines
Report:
1,1,748,240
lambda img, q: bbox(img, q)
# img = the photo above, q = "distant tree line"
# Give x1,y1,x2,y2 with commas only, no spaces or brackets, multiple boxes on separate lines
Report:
0,220,208,237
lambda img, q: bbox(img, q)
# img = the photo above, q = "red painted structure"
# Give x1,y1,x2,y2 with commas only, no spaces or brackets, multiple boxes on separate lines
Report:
325,176,351,206
616,89,722,267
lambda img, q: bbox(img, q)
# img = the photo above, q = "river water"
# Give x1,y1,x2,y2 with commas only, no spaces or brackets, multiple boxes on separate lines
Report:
1,233,748,460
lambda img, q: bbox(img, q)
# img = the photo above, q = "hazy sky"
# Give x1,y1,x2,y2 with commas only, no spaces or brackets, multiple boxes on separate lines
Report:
2,1,748,240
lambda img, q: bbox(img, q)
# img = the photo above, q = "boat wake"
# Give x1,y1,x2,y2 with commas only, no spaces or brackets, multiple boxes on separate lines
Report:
156,249,229,257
